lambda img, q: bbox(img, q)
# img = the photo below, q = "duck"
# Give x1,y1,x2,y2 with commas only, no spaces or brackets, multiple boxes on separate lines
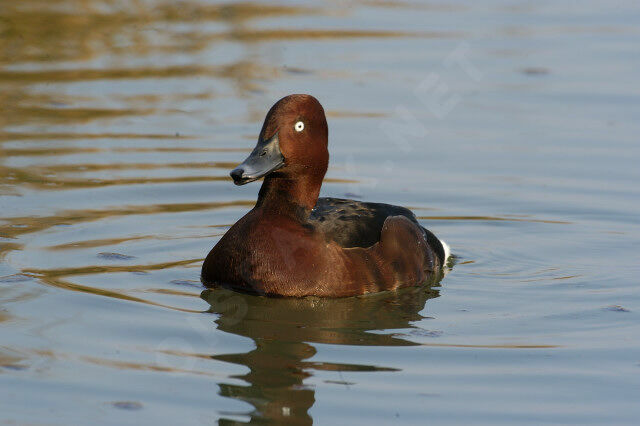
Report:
201,94,450,297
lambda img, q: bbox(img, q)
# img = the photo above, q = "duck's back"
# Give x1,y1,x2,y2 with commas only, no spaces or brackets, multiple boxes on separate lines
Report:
309,197,446,264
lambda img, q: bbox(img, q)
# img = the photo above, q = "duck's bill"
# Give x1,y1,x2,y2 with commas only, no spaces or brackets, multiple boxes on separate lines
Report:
230,132,285,185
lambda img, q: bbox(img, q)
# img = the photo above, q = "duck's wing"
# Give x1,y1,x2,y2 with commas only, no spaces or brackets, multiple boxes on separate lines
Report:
309,197,446,263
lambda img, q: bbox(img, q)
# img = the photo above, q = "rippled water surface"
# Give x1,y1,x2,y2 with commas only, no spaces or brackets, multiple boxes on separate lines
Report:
1,0,640,424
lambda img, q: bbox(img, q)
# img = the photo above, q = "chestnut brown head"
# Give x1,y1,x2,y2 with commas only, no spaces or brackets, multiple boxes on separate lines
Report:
230,94,329,185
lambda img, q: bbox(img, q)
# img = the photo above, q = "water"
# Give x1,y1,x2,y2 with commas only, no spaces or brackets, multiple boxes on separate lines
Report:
1,0,639,424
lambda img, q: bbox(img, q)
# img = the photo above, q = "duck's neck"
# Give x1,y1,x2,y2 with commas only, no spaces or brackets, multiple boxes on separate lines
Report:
256,172,323,218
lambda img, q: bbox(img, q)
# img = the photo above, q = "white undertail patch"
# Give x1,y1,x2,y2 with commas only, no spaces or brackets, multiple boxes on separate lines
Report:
440,238,451,266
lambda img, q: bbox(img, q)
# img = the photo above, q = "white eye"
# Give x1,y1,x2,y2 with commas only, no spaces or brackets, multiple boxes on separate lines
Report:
294,121,304,132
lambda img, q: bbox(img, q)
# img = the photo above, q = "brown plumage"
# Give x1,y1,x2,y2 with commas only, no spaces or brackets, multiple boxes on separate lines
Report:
201,94,448,297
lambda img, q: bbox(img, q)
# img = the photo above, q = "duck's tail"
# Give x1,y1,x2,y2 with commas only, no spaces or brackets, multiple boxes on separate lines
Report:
439,239,451,265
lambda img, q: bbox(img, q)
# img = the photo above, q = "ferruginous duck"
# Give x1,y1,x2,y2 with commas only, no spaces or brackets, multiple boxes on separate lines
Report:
201,94,450,297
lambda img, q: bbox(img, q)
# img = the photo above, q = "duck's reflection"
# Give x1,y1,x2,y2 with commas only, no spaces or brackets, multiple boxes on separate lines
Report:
201,271,443,424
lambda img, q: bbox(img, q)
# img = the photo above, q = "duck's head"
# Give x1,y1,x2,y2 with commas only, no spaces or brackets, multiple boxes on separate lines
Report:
230,94,329,186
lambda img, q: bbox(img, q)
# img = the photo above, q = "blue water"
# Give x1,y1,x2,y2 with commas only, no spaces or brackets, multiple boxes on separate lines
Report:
1,0,639,424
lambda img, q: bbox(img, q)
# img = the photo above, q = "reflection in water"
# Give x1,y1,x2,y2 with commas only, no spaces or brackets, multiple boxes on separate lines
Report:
0,0,420,130
20,258,204,313
202,272,443,424
0,0,420,220
0,1,318,65
0,200,255,239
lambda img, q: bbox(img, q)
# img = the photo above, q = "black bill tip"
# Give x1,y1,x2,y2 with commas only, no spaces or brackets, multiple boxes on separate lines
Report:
230,167,247,185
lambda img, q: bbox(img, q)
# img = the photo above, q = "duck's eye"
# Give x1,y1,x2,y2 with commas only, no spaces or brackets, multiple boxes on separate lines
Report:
294,121,304,132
